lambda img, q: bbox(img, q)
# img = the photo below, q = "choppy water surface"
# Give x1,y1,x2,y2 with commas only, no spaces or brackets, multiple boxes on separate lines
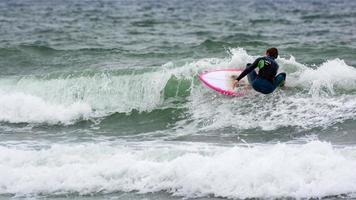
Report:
1,0,356,199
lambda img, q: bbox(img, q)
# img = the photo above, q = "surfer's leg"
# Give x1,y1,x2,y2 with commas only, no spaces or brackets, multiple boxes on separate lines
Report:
247,70,257,85
274,73,286,88
252,78,275,94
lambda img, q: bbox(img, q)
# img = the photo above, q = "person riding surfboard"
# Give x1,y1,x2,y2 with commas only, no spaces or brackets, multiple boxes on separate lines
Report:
233,48,286,94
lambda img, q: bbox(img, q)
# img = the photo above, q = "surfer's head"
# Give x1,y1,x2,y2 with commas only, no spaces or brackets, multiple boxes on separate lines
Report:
266,48,278,59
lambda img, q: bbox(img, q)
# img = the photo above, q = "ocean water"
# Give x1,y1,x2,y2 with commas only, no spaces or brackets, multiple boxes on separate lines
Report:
1,0,356,199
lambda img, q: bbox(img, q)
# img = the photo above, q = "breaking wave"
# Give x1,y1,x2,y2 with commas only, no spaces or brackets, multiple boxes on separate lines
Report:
0,48,355,130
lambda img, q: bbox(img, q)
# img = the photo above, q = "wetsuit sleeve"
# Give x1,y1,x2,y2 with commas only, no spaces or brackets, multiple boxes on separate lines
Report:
236,57,262,81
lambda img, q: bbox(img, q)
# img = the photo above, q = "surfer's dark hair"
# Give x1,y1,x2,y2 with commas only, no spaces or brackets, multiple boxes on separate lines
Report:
266,48,278,59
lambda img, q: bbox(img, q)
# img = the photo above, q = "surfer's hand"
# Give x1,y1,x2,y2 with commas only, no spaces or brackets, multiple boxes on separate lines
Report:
232,80,239,88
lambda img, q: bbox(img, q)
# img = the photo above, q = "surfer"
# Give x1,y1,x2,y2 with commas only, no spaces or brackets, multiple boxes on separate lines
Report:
233,48,286,94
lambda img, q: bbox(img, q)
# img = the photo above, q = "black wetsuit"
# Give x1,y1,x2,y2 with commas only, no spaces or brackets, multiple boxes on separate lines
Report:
236,56,286,94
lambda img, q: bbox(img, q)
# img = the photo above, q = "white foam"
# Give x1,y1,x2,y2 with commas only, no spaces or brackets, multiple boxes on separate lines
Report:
292,59,356,95
228,48,255,69
187,91,356,131
1,141,356,198
0,91,91,124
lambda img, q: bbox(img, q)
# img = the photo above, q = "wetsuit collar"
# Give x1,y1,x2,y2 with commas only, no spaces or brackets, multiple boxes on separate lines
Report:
267,55,275,60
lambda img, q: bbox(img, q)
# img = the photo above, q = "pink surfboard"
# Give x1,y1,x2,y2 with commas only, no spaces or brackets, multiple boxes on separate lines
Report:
199,69,249,96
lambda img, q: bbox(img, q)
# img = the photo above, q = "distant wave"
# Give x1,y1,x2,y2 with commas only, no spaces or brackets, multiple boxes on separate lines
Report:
0,44,125,52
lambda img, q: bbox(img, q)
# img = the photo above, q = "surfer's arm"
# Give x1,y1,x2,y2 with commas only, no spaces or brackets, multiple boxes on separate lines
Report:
236,58,261,81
